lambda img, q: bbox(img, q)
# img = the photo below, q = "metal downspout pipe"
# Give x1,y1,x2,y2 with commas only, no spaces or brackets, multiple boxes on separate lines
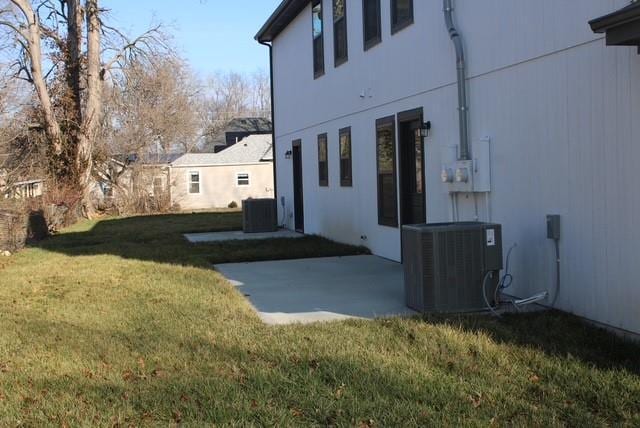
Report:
443,0,470,161
259,40,278,202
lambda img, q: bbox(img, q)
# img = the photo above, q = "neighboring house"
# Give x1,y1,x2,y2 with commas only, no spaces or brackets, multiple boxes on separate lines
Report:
256,1,640,335
4,179,45,199
0,154,45,200
96,153,181,209
171,134,274,210
200,117,272,153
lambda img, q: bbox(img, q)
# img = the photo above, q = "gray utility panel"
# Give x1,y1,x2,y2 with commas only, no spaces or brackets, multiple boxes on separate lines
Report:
402,222,504,313
242,198,278,233
546,215,561,240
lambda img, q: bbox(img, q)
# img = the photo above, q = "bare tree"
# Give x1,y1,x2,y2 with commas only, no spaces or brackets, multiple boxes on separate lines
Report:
201,70,271,139
0,0,165,215
94,55,202,199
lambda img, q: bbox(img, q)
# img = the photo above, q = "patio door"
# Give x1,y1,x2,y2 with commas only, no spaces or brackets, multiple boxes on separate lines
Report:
398,108,426,226
292,140,305,233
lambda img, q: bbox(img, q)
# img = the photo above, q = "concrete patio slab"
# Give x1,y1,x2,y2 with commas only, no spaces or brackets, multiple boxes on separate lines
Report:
215,255,417,325
185,229,304,243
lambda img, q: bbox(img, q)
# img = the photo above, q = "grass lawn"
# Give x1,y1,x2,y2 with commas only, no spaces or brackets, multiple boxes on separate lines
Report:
0,212,639,426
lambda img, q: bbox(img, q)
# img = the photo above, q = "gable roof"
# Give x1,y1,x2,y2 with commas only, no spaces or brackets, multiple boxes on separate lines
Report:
198,117,272,153
256,0,308,43
172,135,273,168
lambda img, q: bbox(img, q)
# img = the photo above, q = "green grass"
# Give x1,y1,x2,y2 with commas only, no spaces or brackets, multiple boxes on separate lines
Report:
0,212,639,426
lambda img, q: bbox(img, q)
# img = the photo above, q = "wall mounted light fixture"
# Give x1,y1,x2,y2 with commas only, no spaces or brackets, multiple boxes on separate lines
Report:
415,121,432,139
284,150,293,159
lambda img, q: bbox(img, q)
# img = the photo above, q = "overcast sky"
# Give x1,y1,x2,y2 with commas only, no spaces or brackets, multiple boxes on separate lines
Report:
104,0,282,77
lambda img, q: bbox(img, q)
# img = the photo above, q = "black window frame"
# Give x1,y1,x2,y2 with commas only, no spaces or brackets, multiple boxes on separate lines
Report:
333,0,349,67
362,0,381,50
391,0,414,34
312,0,325,78
339,126,353,187
318,133,329,187
376,116,398,227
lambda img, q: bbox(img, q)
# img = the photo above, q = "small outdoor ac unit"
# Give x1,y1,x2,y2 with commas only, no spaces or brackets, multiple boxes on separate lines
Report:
402,222,503,313
242,198,278,233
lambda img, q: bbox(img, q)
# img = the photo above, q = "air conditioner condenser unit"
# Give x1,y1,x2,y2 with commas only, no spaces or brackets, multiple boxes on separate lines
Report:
242,198,278,233
402,222,503,313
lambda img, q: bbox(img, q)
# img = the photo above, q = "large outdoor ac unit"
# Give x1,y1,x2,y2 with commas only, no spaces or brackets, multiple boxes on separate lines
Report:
402,222,503,313
242,198,278,233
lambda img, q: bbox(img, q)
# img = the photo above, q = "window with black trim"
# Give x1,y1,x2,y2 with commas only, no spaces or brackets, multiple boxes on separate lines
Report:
333,0,348,66
376,116,398,227
318,133,329,186
391,0,413,34
312,0,325,78
363,0,381,50
339,127,352,187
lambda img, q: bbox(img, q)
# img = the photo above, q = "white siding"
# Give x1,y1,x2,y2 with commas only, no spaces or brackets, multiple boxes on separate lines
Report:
270,0,640,334
171,163,274,210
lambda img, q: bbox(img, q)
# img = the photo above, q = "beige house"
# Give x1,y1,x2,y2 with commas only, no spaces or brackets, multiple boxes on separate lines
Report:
170,135,274,211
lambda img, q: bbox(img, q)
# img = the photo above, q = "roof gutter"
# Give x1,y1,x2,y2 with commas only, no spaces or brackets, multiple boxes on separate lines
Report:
259,40,278,201
443,0,470,161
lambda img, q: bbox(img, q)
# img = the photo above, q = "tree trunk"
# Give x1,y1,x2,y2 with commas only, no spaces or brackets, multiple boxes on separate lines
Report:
10,0,64,155
78,0,103,217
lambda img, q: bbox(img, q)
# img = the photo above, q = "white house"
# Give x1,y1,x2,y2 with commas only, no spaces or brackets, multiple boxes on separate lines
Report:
170,134,274,210
256,1,640,336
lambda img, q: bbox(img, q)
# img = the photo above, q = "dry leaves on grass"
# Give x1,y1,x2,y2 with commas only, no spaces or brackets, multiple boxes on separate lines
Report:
335,383,346,399
470,392,483,408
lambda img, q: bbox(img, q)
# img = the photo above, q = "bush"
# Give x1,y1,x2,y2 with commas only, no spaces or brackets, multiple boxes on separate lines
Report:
228,201,238,209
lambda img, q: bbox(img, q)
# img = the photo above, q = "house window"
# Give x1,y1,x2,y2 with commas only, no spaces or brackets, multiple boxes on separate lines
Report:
339,127,352,187
376,116,398,227
363,0,381,50
153,177,163,196
318,133,329,186
189,171,200,194
237,173,250,186
333,0,348,66
312,0,325,78
391,0,413,34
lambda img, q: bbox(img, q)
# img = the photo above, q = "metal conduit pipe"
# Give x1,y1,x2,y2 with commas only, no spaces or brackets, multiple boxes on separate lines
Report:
443,0,470,161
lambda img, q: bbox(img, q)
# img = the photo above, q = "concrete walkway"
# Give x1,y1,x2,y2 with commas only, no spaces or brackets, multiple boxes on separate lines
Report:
215,255,416,325
185,229,304,243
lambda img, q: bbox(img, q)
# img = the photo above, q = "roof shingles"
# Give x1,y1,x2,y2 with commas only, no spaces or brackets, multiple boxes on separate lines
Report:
172,135,273,167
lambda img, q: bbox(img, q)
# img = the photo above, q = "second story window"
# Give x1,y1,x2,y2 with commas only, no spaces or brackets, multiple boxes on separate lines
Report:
312,0,325,78
363,0,381,50
333,0,348,66
391,0,414,34
339,127,352,187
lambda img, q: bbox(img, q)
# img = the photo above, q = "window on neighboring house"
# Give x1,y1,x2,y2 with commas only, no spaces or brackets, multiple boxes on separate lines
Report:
376,116,398,227
318,133,329,186
237,173,250,186
339,127,352,187
333,0,348,66
189,171,200,194
363,0,381,50
312,0,325,78
391,0,414,34
153,177,163,196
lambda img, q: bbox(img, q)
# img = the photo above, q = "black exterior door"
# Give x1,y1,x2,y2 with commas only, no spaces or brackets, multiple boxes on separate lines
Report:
292,140,305,232
398,109,426,226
